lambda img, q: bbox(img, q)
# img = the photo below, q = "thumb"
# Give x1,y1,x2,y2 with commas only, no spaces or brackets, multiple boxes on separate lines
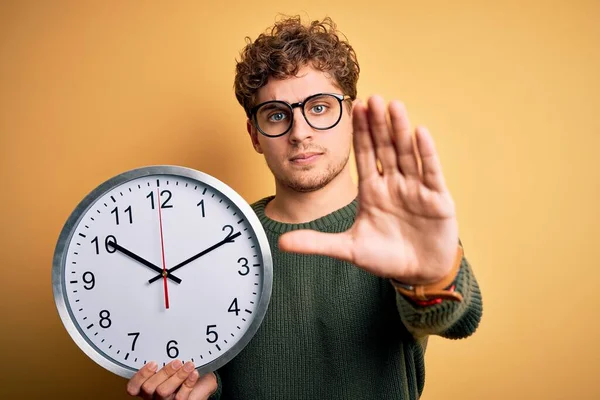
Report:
278,230,354,262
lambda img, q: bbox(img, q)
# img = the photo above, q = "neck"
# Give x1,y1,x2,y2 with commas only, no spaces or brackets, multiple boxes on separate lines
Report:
265,165,358,223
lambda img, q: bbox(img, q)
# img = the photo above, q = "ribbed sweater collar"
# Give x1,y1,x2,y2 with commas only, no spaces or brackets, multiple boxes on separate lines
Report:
252,195,359,234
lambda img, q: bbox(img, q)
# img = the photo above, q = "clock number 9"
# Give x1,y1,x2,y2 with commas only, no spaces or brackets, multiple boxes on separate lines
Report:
147,190,173,209
91,235,117,255
82,271,95,290
166,340,179,359
237,257,249,276
206,325,218,343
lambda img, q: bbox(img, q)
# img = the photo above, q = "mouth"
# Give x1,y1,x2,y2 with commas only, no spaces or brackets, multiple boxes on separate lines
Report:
289,152,323,162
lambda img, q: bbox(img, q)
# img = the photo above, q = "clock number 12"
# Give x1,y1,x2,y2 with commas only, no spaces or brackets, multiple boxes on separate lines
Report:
147,190,173,209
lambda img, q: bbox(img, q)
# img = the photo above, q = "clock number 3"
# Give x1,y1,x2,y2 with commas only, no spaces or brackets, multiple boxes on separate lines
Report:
238,257,249,276
147,190,173,209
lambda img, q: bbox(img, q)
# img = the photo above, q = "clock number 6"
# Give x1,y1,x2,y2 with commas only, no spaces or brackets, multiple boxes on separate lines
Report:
206,325,218,343
166,340,179,358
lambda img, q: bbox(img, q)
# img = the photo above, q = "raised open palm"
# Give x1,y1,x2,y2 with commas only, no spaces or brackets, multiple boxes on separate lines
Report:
279,95,459,286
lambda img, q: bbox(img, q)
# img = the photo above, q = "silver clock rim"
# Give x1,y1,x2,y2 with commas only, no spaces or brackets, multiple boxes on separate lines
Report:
52,165,273,379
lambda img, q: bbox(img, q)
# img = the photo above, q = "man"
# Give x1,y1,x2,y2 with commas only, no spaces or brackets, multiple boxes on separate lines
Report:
127,16,482,399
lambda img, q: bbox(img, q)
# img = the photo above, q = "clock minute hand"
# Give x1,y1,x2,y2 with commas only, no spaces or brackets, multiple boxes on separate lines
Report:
107,241,182,284
148,231,242,284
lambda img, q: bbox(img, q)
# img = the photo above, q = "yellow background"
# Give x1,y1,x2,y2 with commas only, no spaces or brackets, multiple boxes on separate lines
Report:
1,1,598,398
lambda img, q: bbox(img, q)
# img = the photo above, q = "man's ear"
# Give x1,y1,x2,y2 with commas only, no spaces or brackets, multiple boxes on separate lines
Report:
349,98,361,119
247,119,263,154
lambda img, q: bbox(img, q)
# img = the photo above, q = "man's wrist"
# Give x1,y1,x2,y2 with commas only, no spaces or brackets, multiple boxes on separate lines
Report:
390,245,464,303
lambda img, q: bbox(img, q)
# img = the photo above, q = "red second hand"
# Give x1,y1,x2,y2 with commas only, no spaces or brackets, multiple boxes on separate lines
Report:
157,188,170,309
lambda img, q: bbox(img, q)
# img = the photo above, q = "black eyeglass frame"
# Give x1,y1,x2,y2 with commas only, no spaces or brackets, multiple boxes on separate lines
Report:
250,92,352,138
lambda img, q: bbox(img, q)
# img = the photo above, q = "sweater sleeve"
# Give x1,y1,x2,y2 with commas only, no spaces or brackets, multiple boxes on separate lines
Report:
394,247,483,339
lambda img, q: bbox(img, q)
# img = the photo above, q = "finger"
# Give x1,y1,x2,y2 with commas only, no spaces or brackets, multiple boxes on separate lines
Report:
389,100,420,177
188,372,219,400
352,101,378,181
367,95,399,175
415,126,447,191
127,361,158,397
155,362,196,400
172,370,199,400
279,230,354,263
140,360,184,398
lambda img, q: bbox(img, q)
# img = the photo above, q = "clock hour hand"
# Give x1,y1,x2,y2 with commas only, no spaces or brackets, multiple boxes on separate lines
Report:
148,231,242,284
106,240,182,284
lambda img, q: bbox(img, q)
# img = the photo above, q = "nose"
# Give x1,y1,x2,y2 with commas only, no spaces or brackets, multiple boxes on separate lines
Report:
287,107,313,144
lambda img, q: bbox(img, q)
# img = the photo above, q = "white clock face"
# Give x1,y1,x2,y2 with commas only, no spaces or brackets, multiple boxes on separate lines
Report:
52,166,272,378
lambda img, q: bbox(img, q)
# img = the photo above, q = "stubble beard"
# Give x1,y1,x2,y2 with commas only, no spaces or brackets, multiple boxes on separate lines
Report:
270,151,350,193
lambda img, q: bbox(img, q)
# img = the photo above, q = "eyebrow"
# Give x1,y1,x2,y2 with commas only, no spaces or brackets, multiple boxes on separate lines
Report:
258,103,288,112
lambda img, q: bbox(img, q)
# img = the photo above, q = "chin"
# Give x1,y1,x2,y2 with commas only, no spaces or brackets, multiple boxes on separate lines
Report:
279,166,342,193
288,180,329,193
268,153,350,193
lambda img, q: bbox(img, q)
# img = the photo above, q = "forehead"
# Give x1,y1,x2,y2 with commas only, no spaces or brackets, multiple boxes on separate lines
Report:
255,65,341,104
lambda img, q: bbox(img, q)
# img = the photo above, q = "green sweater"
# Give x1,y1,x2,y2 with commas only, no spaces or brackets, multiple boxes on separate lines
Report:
212,196,483,399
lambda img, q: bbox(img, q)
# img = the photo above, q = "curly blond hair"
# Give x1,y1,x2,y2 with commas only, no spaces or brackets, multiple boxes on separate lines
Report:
234,16,360,118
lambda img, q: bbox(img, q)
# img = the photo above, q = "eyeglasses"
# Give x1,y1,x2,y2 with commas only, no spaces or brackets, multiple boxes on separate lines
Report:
250,93,351,138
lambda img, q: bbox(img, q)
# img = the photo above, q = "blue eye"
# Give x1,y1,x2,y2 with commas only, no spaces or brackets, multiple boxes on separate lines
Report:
268,112,287,122
311,104,327,114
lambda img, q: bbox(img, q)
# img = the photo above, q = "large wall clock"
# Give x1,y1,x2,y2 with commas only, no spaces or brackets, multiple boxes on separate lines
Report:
52,165,272,378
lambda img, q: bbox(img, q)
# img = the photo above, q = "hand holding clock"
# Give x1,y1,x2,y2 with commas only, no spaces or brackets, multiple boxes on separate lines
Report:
127,359,217,399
